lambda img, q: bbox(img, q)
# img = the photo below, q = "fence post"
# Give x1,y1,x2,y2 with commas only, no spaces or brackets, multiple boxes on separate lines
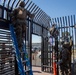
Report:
53,51,57,75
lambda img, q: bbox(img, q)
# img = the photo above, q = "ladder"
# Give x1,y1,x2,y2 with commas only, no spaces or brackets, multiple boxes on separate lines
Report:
9,24,33,75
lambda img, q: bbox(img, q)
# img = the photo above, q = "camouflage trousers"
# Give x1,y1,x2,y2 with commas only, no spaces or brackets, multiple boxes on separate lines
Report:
60,63,69,75
14,23,26,52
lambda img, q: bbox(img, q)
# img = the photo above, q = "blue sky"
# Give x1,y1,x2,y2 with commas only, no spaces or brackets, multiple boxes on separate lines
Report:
32,35,41,43
32,0,76,18
32,0,76,43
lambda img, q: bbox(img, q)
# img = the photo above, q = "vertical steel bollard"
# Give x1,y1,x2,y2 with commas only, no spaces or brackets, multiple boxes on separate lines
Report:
53,51,57,75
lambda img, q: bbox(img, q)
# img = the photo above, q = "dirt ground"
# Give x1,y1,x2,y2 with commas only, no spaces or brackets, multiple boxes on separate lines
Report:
32,66,53,75
32,49,76,75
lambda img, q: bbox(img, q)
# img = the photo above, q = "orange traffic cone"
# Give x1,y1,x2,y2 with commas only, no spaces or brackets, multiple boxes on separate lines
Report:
53,53,57,75
53,62,57,75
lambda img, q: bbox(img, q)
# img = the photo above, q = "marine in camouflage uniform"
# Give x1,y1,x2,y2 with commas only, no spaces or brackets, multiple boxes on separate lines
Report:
58,36,73,75
10,1,34,52
59,45,70,75
49,24,59,38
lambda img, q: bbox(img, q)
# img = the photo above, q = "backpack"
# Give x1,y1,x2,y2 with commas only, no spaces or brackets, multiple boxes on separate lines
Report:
16,7,27,20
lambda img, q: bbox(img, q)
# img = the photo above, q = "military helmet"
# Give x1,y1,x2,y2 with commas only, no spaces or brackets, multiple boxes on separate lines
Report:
19,1,25,7
62,36,70,48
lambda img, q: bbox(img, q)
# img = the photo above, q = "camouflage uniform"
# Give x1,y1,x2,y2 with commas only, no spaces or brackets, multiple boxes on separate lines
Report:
11,1,34,52
49,24,59,38
59,36,73,75
59,47,70,75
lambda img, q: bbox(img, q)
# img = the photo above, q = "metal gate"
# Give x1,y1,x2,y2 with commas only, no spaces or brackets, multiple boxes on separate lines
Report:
50,15,76,74
0,29,15,75
0,0,51,74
